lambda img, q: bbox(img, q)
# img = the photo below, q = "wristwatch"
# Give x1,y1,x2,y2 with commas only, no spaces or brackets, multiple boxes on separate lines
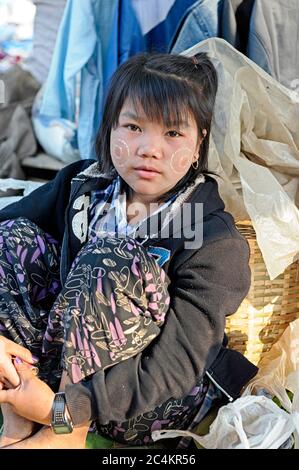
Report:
51,392,74,434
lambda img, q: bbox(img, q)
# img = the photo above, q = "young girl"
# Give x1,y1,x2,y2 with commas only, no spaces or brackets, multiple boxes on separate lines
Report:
0,52,257,449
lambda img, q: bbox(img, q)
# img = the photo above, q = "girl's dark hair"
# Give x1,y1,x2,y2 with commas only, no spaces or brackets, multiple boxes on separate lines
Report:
95,52,218,202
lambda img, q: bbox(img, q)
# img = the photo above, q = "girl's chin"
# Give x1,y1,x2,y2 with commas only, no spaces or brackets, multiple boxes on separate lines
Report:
129,189,163,204
131,183,161,194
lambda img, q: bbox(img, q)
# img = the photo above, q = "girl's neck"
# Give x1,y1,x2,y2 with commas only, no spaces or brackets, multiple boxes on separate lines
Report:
126,195,162,224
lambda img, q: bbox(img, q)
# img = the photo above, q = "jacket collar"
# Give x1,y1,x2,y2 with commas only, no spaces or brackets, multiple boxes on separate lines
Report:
75,161,116,181
69,162,224,242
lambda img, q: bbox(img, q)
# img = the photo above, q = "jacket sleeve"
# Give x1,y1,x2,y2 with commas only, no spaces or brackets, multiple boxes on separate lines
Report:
65,236,251,425
0,160,89,242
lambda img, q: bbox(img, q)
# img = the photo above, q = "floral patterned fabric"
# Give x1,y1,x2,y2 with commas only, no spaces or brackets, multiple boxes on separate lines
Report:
0,217,214,446
0,217,169,385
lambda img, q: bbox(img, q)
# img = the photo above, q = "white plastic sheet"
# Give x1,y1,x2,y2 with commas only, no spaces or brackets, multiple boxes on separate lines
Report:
152,396,294,449
152,318,299,449
243,318,299,448
0,178,44,210
182,38,299,279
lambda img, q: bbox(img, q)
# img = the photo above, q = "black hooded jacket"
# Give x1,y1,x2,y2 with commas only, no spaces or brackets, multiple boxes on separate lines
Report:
0,160,258,425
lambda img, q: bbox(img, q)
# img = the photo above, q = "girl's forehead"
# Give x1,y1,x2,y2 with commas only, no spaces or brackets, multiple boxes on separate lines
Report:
119,99,195,128
119,99,151,117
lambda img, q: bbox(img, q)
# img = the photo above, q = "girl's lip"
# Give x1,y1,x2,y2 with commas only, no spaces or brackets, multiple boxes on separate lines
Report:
134,166,161,173
134,168,161,179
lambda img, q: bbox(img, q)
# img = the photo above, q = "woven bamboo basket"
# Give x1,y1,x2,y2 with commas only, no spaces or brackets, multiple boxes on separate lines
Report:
225,221,299,366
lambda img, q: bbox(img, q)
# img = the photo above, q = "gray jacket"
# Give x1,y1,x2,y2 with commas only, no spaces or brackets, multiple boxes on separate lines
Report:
247,0,299,89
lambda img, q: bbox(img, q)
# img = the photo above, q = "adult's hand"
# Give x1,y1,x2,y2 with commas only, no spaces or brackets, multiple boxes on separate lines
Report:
0,336,37,388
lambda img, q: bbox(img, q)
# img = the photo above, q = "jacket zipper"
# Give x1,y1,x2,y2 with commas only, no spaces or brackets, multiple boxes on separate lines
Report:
60,178,88,284
205,371,234,402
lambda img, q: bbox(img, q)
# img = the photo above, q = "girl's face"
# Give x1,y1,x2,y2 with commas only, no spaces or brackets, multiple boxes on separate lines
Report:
110,99,201,206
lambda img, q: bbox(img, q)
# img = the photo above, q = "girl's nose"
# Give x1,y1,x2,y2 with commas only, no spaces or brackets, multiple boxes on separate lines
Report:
137,144,162,158
137,138,163,159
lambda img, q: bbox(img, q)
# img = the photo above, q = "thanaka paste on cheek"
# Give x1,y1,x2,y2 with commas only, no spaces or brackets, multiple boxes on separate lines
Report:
110,137,130,168
170,147,193,174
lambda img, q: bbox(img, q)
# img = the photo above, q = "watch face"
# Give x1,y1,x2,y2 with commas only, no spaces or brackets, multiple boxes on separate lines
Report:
52,423,73,434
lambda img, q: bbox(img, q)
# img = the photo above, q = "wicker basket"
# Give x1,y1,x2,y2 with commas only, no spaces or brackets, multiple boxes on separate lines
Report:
225,221,299,366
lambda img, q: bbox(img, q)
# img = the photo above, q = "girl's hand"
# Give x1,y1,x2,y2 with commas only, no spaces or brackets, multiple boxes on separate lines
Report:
0,360,54,426
0,336,37,388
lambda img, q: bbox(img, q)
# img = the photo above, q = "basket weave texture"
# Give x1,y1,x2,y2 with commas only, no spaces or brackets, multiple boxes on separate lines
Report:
225,221,299,366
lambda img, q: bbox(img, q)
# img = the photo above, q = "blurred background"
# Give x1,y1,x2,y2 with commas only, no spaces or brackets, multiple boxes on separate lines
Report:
0,0,36,71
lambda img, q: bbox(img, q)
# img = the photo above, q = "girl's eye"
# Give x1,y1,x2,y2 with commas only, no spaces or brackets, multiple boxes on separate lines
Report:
123,125,181,136
126,124,141,132
167,130,182,137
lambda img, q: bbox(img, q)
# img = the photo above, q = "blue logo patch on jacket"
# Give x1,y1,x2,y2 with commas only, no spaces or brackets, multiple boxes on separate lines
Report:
147,246,171,267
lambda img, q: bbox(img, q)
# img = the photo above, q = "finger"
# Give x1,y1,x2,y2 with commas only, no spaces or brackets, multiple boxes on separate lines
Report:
2,378,14,389
5,341,37,364
1,359,21,388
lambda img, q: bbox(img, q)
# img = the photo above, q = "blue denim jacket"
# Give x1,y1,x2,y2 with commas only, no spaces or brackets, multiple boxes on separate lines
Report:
170,0,224,53
143,0,196,53
40,0,144,160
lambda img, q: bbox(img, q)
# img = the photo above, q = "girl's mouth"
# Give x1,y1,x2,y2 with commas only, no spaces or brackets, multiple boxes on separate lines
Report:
134,167,161,179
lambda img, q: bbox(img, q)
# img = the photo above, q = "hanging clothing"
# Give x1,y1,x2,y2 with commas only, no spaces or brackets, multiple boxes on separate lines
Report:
170,0,224,54
220,0,242,48
0,65,39,179
233,0,255,54
142,0,196,53
131,0,176,35
0,104,37,179
22,0,67,85
40,0,145,160
247,0,299,89
220,0,254,54
0,64,40,116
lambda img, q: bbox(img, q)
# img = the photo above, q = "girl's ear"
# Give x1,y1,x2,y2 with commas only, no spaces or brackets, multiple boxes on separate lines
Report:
195,129,207,155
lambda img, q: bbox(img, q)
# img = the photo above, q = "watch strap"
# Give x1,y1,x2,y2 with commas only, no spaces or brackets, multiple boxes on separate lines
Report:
51,392,74,434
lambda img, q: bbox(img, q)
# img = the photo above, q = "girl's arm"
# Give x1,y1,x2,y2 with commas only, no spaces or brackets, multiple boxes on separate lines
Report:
64,237,251,426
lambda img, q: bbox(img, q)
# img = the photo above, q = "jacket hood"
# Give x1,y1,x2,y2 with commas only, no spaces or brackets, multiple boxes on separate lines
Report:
190,174,225,217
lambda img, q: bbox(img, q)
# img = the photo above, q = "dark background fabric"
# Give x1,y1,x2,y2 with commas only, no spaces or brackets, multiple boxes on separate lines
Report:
0,65,39,179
